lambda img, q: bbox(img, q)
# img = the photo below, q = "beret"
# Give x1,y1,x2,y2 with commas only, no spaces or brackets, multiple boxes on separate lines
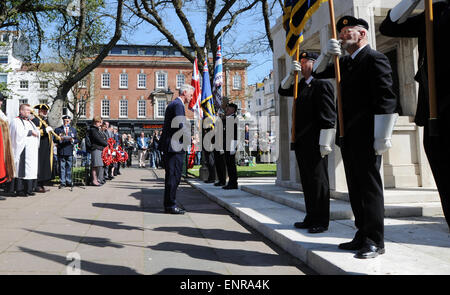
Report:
336,15,369,33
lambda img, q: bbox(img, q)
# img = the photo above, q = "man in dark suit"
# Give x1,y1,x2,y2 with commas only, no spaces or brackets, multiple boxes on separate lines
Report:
279,52,336,234
222,103,239,190
159,84,193,214
54,115,78,188
379,0,450,231
314,16,398,258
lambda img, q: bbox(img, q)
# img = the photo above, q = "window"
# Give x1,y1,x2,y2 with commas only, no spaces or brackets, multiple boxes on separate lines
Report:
138,73,146,88
19,80,29,90
78,79,87,88
156,72,167,89
1,34,9,42
101,73,110,88
78,100,87,117
176,74,185,89
157,100,166,117
0,56,8,64
121,49,128,55
39,99,48,105
119,100,128,118
233,74,241,90
101,99,110,117
138,50,145,55
138,100,146,118
119,73,128,88
19,99,28,105
39,81,49,89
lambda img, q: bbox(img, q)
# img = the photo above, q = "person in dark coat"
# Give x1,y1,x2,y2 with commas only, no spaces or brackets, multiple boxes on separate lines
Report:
88,116,107,186
54,115,78,188
31,104,54,193
222,103,239,190
159,84,193,214
279,52,336,234
379,0,450,231
314,16,398,258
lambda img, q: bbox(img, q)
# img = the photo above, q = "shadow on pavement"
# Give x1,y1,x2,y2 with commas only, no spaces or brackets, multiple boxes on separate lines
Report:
154,268,222,275
66,218,144,231
18,247,140,275
152,226,260,242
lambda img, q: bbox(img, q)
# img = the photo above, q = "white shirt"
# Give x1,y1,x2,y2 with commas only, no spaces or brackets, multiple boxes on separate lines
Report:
305,76,313,85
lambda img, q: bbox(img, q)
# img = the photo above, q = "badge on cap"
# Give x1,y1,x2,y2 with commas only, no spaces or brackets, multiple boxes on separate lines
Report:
343,19,348,25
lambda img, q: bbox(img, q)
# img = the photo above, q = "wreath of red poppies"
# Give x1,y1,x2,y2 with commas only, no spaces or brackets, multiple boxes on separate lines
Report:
102,138,129,165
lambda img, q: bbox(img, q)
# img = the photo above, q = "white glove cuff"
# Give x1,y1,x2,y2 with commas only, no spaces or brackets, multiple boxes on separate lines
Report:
374,113,399,139
281,74,295,89
319,129,336,147
230,140,237,151
313,53,331,74
390,0,421,23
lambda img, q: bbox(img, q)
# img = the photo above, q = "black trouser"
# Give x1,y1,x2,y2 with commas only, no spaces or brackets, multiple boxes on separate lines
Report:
214,151,227,184
203,150,216,181
163,152,184,209
8,178,36,194
341,134,384,248
224,152,237,186
423,118,450,228
294,143,330,228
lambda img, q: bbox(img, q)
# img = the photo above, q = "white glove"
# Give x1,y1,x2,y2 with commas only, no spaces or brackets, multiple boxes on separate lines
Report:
230,140,237,156
374,113,399,155
313,39,342,74
46,126,53,133
319,129,336,158
390,0,421,24
281,61,301,89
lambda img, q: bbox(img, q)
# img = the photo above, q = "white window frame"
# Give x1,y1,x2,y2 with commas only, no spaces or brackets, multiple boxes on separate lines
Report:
101,99,110,118
78,99,87,117
101,73,110,88
137,100,146,118
155,71,167,89
155,99,166,118
39,80,49,90
78,79,87,88
19,99,28,105
233,74,241,90
19,80,29,90
176,74,185,89
119,99,128,118
137,73,146,89
119,73,128,89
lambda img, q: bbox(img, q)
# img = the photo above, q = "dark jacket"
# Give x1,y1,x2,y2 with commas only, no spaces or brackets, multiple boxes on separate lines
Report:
88,126,108,152
278,77,336,146
379,2,450,126
54,125,78,156
313,45,397,143
159,98,187,153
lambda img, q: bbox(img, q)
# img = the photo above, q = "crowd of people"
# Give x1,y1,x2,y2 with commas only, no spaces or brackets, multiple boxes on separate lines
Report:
0,99,165,196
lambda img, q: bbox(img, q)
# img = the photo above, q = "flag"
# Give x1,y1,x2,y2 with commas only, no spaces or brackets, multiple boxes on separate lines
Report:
284,0,328,56
201,58,215,129
212,38,223,110
189,58,203,119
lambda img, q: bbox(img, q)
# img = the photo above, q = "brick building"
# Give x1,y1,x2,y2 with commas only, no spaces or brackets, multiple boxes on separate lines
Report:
78,44,250,137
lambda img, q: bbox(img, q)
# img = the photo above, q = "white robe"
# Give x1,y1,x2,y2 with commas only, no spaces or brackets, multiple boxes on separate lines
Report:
9,117,40,179
0,110,7,122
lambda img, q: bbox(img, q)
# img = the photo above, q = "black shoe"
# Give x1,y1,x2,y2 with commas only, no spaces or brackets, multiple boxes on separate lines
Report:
338,238,364,251
59,184,65,189
214,182,226,186
222,184,238,190
308,226,328,234
355,244,385,259
294,221,310,229
16,191,27,197
164,207,185,214
204,179,215,184
27,192,36,196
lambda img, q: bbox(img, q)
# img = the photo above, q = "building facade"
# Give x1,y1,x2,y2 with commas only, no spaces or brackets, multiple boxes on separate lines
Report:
272,0,436,191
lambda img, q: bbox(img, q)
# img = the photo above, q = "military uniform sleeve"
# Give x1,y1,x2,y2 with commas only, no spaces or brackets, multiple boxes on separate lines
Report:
312,62,336,80
379,9,425,38
277,84,294,97
370,53,398,114
316,80,337,129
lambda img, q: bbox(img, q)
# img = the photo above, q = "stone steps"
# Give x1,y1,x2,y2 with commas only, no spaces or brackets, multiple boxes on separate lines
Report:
241,184,443,219
186,178,450,275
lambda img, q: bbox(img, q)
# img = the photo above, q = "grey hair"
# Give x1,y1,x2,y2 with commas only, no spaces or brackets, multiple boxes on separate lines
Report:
179,84,195,95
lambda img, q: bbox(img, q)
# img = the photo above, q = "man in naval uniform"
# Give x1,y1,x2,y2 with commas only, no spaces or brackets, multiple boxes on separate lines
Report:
379,0,450,231
9,104,40,196
31,104,54,193
54,115,78,188
278,52,336,234
222,103,239,190
314,16,398,258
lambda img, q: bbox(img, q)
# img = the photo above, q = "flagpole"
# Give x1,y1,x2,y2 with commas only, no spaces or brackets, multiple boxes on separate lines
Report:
424,0,438,136
327,0,344,139
291,47,300,146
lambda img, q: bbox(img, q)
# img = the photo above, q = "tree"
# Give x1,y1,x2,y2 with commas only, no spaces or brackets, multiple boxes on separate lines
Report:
126,0,281,78
44,0,125,127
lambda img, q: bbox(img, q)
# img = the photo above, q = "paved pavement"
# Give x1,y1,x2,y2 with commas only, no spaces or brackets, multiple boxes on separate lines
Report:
0,166,313,275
